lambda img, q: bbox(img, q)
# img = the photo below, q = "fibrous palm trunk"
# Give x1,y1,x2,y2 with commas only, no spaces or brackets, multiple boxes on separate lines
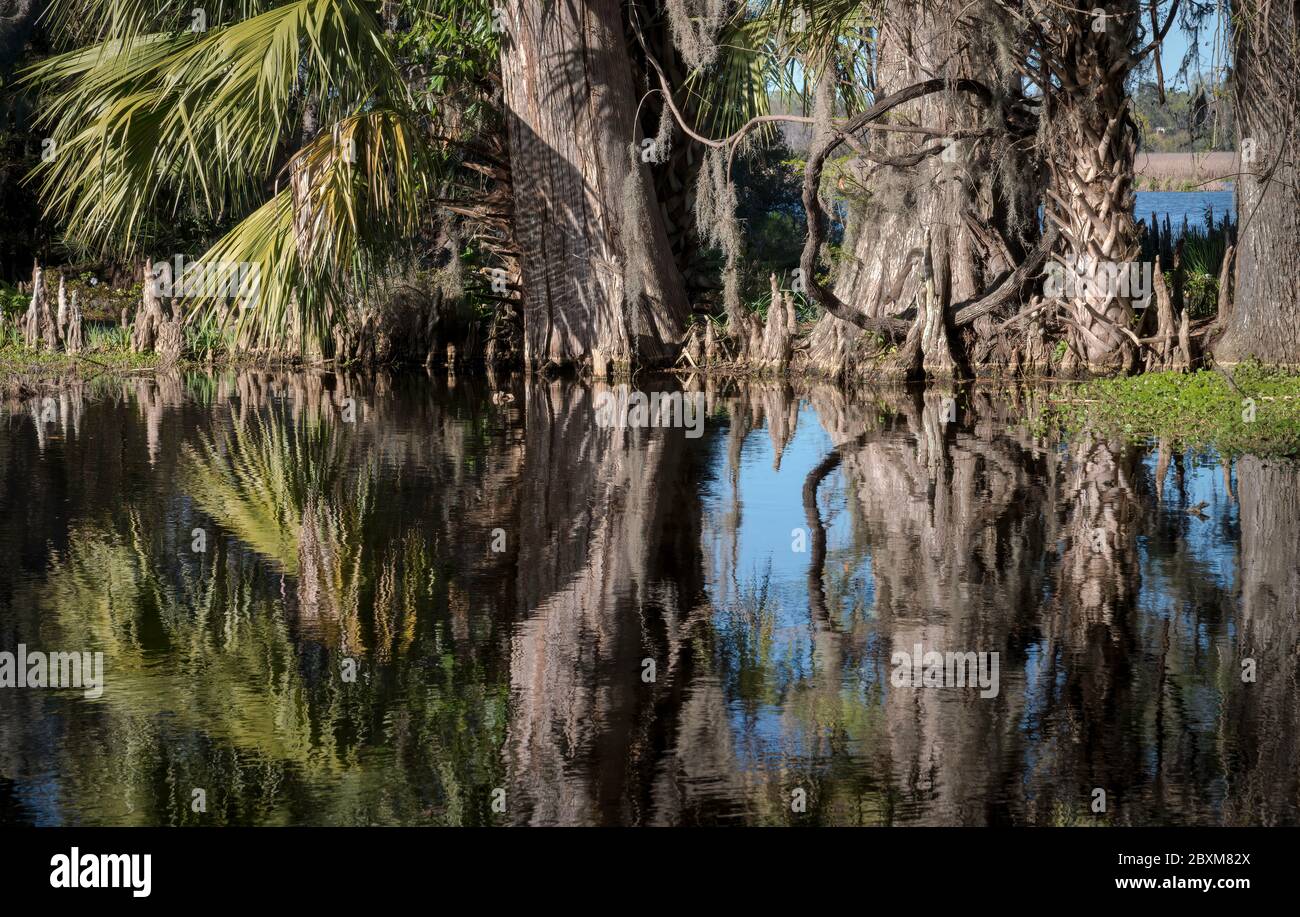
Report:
499,0,689,375
1039,6,1141,374
1215,2,1300,365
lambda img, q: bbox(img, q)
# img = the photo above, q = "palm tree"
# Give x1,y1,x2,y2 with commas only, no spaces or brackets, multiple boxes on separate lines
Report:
24,0,469,354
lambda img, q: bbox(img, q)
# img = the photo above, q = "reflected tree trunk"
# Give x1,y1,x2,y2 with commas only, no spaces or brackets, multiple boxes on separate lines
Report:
1222,457,1300,824
505,379,709,824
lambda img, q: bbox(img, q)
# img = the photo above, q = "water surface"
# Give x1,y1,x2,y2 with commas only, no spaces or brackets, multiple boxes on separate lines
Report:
1135,189,1235,230
1,372,1296,826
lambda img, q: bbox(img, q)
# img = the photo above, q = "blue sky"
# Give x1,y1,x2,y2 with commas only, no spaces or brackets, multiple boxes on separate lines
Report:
1158,16,1230,88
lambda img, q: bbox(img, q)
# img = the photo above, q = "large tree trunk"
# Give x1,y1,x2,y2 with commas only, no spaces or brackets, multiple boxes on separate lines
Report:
499,0,689,375
1215,2,1300,365
806,1,1033,380
1040,6,1141,374
632,9,709,295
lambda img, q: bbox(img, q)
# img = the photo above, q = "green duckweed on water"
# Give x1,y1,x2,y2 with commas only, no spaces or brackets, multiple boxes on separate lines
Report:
1047,363,1300,458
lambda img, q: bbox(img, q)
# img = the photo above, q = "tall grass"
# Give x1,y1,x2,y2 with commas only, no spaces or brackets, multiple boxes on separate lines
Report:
86,322,130,351
1140,205,1237,319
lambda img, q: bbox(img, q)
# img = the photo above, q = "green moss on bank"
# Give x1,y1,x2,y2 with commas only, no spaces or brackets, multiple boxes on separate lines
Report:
0,343,161,382
1048,364,1300,457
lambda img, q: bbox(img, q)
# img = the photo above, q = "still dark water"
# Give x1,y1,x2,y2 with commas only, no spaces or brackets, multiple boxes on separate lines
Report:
1,372,1297,826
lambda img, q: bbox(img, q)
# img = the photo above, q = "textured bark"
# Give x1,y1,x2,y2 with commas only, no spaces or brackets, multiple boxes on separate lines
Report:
27,263,59,352
1145,264,1178,370
499,0,688,373
39,292,59,351
756,274,796,371
1215,2,1300,364
1040,6,1142,373
131,259,168,353
805,2,1033,379
64,290,83,354
56,274,66,341
156,318,184,367
633,11,709,291
21,263,41,348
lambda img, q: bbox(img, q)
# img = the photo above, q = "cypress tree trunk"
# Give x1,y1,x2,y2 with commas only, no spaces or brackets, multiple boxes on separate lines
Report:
131,258,167,353
35,264,59,351
65,290,83,354
806,0,1033,379
499,0,689,375
22,263,42,348
1215,2,1300,365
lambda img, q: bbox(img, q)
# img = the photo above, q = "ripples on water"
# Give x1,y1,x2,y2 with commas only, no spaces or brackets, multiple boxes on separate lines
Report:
1135,189,1235,230
0,372,1295,826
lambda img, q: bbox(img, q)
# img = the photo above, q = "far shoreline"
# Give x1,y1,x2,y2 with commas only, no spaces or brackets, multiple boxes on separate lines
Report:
1134,151,1239,191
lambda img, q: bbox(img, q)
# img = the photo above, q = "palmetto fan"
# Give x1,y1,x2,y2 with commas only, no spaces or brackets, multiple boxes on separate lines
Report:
24,0,450,353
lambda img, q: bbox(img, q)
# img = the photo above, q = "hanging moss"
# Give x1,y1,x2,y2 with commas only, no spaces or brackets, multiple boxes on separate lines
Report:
694,146,743,322
665,0,727,71
650,101,674,165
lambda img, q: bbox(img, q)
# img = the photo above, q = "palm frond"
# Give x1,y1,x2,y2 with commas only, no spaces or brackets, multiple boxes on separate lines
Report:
24,0,404,255
188,108,432,351
683,0,879,144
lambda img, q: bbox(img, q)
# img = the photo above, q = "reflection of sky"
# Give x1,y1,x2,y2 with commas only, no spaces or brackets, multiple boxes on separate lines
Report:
701,404,872,609
698,401,1248,792
701,403,835,632
1142,447,1238,590
700,402,874,631
699,402,865,767
1138,447,1240,734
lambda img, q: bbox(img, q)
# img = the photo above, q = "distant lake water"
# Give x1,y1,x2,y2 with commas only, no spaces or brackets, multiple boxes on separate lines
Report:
1135,189,1235,232
1035,190,1236,239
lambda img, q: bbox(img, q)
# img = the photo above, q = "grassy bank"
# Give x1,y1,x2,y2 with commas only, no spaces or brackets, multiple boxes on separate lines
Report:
1047,364,1300,457
1,345,159,374
1133,151,1237,191
0,334,162,395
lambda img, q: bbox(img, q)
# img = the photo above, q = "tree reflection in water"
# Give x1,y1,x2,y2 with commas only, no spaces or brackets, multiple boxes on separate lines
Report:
0,372,1293,825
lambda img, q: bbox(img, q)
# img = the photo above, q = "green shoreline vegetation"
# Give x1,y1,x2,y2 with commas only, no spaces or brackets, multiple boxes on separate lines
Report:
1046,363,1300,458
